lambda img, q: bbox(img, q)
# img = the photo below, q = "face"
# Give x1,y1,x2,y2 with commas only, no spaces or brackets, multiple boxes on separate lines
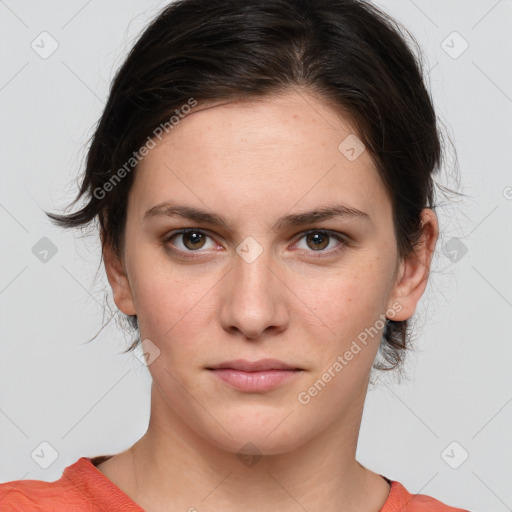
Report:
104,89,437,455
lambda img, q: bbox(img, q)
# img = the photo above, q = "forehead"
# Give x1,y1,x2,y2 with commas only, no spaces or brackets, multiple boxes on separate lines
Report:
169,91,361,156
130,90,391,227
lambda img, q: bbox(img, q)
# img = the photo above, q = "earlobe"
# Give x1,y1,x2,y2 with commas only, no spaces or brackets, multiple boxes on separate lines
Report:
387,209,439,322
102,242,137,316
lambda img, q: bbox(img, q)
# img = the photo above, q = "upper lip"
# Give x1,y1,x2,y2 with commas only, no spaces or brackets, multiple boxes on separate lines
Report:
207,358,300,371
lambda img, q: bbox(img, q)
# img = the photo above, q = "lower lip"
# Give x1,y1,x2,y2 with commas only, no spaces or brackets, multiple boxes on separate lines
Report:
208,369,300,392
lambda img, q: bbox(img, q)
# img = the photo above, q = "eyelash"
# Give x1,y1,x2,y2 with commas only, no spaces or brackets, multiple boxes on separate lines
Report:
162,228,348,260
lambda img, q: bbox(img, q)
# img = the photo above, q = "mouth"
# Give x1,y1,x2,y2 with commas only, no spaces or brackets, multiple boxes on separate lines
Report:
206,359,303,392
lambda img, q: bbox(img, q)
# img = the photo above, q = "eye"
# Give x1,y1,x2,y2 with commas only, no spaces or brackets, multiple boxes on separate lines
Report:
163,228,347,259
294,230,346,254
164,229,217,253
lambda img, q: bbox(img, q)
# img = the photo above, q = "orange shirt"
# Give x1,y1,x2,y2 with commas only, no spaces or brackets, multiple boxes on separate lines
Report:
0,456,469,511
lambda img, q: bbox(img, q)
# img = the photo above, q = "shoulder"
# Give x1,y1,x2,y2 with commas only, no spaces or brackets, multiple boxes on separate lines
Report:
0,456,143,512
0,459,82,511
0,457,101,512
383,479,471,512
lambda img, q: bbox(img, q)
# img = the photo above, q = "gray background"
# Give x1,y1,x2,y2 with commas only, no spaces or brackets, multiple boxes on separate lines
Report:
1,1,511,511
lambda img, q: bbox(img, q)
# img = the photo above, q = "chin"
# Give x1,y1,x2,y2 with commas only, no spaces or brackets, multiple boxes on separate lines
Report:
197,408,309,457
210,431,304,458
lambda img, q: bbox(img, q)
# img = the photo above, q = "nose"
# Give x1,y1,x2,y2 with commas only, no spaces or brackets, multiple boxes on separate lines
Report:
219,244,289,340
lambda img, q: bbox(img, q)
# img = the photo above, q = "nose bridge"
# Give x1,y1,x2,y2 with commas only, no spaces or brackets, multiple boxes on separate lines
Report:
220,236,288,338
235,240,273,295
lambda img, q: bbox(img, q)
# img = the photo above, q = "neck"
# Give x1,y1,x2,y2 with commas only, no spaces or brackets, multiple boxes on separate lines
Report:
115,382,389,512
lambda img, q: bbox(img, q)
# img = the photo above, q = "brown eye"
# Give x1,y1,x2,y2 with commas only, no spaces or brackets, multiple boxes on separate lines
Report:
165,229,216,254
294,230,346,256
181,231,206,250
305,232,330,251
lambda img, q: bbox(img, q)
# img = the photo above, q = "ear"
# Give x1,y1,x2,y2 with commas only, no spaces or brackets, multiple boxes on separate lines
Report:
102,238,137,316
387,208,439,321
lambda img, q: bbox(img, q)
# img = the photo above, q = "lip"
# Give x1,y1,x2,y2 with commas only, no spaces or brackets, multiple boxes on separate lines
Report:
207,358,300,372
207,359,302,392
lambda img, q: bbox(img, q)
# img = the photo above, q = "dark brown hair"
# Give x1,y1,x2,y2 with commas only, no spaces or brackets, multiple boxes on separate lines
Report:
46,0,459,375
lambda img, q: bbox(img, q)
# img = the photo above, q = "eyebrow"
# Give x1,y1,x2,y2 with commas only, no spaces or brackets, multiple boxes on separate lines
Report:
143,201,372,230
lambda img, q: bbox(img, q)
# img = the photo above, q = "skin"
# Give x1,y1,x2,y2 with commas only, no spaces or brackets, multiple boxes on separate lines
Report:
99,89,438,512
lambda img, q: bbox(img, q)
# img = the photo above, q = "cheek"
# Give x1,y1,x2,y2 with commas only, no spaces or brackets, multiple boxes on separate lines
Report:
127,250,216,345
298,263,389,339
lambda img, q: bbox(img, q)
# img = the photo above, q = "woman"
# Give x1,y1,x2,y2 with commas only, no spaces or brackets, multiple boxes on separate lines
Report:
0,0,469,510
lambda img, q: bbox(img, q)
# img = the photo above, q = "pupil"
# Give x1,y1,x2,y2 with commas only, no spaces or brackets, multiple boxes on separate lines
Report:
186,232,204,249
309,233,328,250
